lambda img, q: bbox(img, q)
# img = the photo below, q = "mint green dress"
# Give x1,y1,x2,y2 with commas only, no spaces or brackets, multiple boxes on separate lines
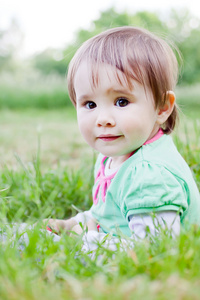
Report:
90,135,200,236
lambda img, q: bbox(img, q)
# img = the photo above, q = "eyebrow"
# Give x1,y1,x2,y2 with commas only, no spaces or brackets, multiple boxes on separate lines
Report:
107,87,133,96
76,94,93,103
76,86,134,103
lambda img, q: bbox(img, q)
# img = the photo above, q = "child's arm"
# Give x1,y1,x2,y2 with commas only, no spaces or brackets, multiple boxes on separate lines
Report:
79,211,180,253
128,211,180,239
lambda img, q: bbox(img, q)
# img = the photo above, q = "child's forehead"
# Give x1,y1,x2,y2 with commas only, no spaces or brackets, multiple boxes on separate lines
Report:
75,61,135,91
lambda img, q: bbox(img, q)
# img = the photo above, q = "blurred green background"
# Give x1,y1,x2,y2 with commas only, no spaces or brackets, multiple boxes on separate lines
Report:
1,7,200,112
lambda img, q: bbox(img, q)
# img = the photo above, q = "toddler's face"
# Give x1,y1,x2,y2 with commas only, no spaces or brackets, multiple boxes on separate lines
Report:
74,62,161,167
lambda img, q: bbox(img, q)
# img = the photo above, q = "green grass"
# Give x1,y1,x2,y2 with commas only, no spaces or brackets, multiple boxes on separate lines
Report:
0,106,200,299
0,72,71,109
0,226,200,299
0,108,94,170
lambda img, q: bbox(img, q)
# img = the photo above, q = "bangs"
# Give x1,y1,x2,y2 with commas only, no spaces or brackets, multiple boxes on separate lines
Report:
67,28,151,105
67,26,178,110
79,34,147,91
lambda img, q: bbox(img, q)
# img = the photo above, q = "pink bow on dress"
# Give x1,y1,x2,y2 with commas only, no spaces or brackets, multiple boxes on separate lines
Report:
93,157,117,205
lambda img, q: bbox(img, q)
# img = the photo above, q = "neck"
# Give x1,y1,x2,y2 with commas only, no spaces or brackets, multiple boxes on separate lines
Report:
109,128,164,169
109,153,131,169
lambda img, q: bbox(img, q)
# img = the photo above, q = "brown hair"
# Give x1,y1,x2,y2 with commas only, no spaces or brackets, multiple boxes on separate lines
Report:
67,26,180,133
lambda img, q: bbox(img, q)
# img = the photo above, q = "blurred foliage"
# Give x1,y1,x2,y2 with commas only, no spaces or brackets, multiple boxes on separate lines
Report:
32,48,67,75
1,7,200,109
166,9,200,84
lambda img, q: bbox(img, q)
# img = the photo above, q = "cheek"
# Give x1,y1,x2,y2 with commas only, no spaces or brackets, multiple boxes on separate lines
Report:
121,115,142,133
77,114,93,142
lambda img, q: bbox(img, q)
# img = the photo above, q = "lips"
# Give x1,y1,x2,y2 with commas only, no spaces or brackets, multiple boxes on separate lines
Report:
98,134,121,142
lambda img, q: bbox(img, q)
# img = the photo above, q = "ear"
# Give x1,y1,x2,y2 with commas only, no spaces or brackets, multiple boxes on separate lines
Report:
156,91,175,125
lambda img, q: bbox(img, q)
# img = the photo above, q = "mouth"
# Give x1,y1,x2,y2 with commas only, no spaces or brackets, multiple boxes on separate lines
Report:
97,135,122,142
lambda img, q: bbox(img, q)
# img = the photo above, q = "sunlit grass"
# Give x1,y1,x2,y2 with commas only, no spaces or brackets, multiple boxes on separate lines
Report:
0,108,94,170
0,87,200,298
0,71,70,109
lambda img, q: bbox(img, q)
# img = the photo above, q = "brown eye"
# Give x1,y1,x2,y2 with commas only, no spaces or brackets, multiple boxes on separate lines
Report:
116,98,129,107
85,101,96,109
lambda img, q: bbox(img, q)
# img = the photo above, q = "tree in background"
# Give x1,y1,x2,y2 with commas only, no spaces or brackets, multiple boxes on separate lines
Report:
32,48,67,75
167,9,200,84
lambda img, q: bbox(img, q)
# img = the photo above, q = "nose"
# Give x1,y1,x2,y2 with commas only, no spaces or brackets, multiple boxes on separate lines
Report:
96,110,115,127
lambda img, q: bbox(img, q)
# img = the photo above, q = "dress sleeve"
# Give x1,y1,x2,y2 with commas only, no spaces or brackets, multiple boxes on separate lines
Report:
120,161,188,221
81,211,180,255
128,211,180,239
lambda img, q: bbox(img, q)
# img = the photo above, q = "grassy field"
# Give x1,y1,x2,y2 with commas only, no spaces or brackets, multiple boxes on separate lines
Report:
0,94,200,299
0,108,93,170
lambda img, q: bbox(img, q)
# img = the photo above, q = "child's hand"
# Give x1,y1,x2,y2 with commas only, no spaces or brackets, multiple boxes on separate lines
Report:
87,218,98,231
43,218,77,235
70,218,97,237
70,224,83,236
